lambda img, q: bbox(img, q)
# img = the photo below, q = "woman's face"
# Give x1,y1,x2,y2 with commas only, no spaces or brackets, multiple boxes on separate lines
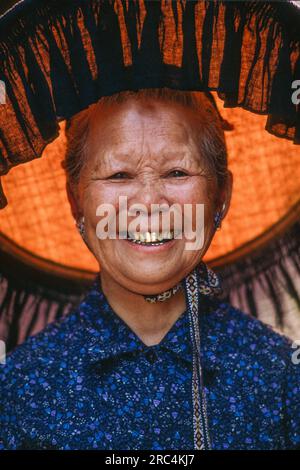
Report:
76,99,230,295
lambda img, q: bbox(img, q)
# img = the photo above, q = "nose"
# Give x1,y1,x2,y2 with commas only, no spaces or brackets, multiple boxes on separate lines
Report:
127,176,171,233
129,175,170,210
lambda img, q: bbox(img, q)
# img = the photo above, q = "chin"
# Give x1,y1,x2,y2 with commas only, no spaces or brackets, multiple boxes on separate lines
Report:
116,262,186,295
127,269,177,287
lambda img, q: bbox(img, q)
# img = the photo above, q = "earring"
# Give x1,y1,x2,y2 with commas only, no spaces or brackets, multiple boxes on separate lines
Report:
214,203,226,230
76,216,86,241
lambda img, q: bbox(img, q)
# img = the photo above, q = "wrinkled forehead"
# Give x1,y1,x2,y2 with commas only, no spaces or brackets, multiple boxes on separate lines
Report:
86,98,208,160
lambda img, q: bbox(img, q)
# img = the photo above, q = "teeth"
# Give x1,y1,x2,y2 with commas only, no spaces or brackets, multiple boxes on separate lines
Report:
128,231,174,243
162,231,172,240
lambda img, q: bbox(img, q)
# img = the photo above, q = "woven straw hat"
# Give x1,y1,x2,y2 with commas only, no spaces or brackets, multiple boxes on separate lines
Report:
0,0,299,282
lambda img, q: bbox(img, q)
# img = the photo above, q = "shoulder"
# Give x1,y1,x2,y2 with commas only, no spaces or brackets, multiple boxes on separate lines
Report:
213,302,292,349
0,288,102,449
221,302,300,447
204,299,298,379
2,308,82,372
0,280,102,381
0,309,81,408
0,278,105,402
0,308,80,448
204,300,300,449
0,275,110,449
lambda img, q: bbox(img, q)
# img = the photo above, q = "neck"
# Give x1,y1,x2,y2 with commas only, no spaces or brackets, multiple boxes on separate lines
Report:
100,271,186,347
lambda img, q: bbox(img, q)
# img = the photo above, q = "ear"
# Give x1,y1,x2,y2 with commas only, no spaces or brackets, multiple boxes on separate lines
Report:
219,170,233,220
66,181,82,221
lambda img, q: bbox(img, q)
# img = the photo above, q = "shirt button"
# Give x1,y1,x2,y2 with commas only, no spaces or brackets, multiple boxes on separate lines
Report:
145,349,157,364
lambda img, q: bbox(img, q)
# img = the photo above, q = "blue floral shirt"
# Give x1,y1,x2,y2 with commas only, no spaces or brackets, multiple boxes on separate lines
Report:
0,275,299,450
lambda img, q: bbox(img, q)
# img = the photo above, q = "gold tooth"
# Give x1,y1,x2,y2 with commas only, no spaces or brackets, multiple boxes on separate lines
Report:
128,231,175,243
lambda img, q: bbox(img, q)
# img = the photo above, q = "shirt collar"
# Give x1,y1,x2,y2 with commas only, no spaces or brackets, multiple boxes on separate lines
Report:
80,274,225,371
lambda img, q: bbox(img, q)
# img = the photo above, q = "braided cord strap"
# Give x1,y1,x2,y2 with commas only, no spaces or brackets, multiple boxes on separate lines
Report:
183,268,212,450
144,283,182,303
144,261,218,446
144,262,222,303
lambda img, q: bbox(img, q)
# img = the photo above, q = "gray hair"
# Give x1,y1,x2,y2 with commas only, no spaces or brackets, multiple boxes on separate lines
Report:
63,88,228,195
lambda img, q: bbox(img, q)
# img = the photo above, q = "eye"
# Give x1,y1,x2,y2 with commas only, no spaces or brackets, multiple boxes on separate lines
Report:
164,169,188,178
108,172,132,180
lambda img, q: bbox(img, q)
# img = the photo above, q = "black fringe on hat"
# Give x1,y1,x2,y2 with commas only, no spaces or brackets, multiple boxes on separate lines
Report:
0,0,300,208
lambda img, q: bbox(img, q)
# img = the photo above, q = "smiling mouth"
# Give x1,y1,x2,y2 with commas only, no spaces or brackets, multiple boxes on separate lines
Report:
127,231,176,246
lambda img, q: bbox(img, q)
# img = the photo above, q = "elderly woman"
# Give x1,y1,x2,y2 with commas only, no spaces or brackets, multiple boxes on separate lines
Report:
0,88,299,450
